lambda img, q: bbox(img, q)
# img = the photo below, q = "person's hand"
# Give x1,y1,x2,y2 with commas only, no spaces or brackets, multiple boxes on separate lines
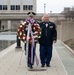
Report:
36,40,39,43
29,41,32,44
53,40,57,43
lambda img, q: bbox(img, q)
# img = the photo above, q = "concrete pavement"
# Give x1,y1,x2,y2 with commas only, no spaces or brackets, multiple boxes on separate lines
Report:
54,40,74,75
0,42,68,75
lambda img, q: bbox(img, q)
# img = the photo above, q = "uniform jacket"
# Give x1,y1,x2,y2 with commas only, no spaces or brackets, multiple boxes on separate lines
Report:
39,21,57,46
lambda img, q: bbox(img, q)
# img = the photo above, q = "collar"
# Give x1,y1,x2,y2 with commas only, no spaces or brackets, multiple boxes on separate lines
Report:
43,21,51,25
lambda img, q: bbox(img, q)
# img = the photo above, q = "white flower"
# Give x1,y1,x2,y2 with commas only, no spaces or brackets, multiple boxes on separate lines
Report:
22,22,26,25
34,24,36,26
37,24,39,26
38,27,40,28
33,27,35,30
40,32,41,34
18,37,20,39
34,35,38,38
20,32,22,36
20,25,22,27
23,37,25,40
18,29,19,31
34,24,39,26
38,36,41,38
24,34,25,36
34,32,38,34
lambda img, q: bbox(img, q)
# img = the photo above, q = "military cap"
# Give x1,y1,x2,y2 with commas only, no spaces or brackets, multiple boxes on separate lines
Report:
27,12,36,16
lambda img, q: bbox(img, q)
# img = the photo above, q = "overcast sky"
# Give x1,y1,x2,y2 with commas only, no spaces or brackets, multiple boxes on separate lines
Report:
37,0,74,13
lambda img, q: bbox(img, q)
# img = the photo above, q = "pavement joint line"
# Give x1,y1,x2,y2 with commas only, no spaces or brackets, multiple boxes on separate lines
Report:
54,46,69,75
10,65,13,68
4,72,7,75
0,50,16,63
26,72,27,74
55,47,64,48
0,55,11,62
7,68,10,71
4,55,20,74
57,73,60,75
15,65,21,73
56,68,58,71
54,65,56,68
16,70,18,72
4,73,6,75
0,52,17,69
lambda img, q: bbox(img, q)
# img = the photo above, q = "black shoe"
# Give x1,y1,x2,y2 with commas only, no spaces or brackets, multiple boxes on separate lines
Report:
46,64,50,67
29,65,33,69
41,64,45,67
27,64,30,67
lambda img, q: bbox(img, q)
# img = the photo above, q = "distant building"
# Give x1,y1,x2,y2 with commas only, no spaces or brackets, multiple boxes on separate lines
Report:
62,7,74,21
70,7,74,11
64,7,70,12
0,0,36,30
0,0,36,13
0,0,65,30
63,7,74,13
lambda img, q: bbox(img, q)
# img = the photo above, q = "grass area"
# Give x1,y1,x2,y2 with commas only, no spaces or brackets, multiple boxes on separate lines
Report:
64,38,74,51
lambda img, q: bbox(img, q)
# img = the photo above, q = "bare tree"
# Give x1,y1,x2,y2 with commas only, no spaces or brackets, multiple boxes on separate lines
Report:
63,8,74,21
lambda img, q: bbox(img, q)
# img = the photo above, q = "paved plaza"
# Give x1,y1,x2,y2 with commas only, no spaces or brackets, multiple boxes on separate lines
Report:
0,41,69,75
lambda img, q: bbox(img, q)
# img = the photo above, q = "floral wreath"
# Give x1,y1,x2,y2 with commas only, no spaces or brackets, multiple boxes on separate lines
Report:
17,21,41,42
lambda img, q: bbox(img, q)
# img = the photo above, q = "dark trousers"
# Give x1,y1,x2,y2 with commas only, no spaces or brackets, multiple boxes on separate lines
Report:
24,43,26,51
25,43,36,66
27,44,35,66
40,44,52,65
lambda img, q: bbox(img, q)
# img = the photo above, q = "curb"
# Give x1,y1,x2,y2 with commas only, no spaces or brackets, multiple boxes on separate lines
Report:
62,42,74,55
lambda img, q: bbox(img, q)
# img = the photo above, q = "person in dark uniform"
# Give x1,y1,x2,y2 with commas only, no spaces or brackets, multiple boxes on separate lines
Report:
41,16,47,59
39,14,57,67
25,12,36,69
24,12,36,53
17,12,41,69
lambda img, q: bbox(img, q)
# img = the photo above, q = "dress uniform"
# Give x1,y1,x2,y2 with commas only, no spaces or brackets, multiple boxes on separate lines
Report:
39,21,57,67
25,12,36,69
17,12,41,69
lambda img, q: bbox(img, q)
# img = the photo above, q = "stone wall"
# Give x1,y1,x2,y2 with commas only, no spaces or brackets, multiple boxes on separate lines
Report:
57,21,74,41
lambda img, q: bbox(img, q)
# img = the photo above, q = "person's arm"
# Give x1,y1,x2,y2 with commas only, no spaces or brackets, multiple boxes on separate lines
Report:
53,23,57,43
37,22,42,43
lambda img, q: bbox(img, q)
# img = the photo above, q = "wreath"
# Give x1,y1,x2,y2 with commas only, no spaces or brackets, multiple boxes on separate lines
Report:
17,21,41,42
